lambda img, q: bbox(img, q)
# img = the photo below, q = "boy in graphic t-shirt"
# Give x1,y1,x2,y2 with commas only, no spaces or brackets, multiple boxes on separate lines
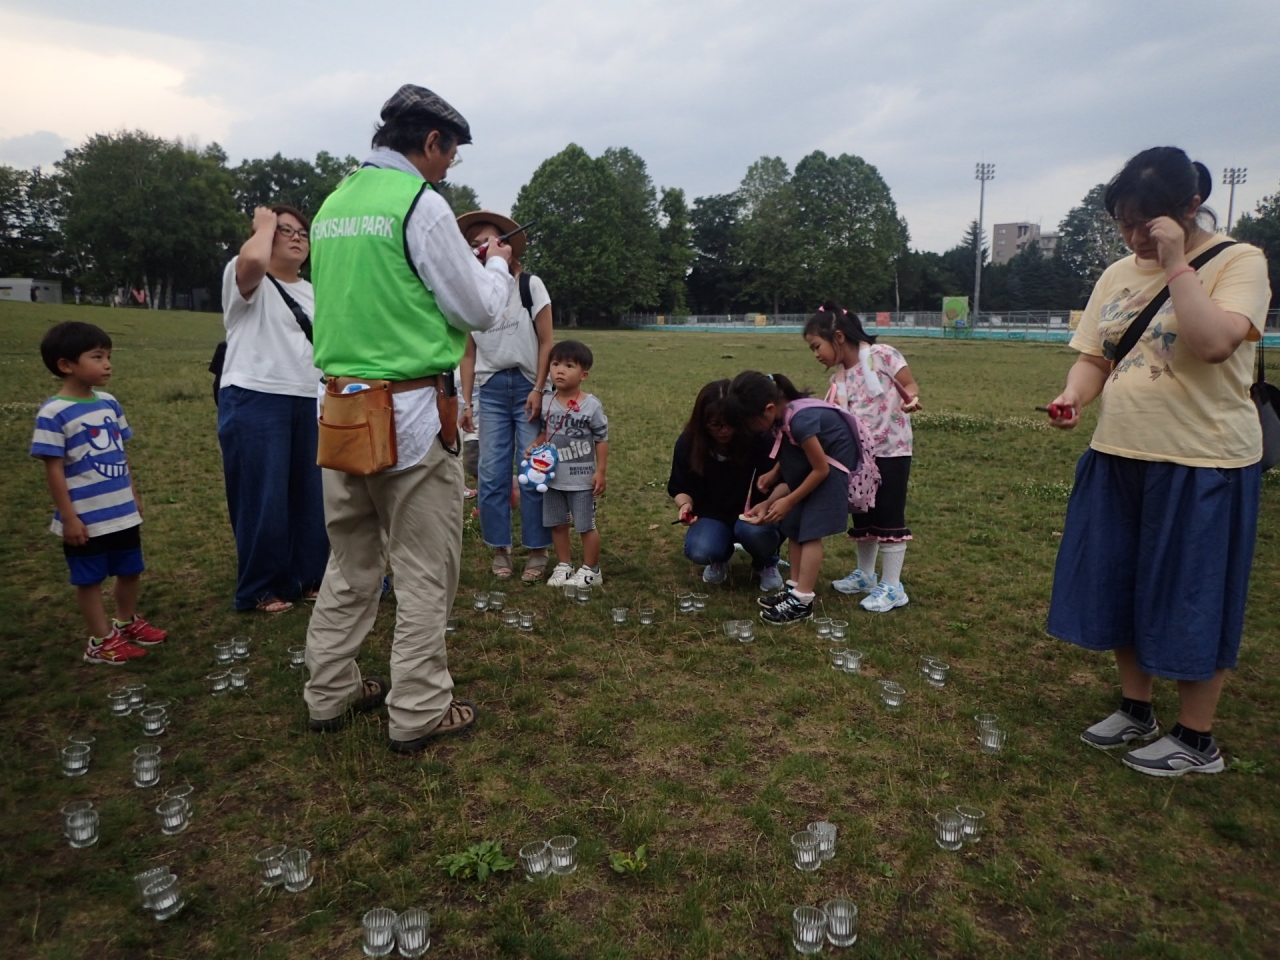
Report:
536,340,609,590
30,322,168,664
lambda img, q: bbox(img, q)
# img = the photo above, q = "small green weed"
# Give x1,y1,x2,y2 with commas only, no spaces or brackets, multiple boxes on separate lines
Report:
1231,757,1267,776
436,841,516,881
608,844,649,879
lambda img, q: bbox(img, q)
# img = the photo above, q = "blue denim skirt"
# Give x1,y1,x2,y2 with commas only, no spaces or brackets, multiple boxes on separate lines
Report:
1047,449,1262,680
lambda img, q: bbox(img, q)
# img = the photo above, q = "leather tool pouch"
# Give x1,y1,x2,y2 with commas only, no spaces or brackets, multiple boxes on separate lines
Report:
317,379,398,475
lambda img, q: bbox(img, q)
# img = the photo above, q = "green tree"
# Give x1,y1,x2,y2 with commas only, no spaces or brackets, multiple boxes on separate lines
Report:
1056,183,1126,291
737,157,802,314
601,147,662,311
791,151,906,310
687,192,745,314
232,150,357,217
512,144,625,325
435,182,481,215
1232,182,1280,309
656,186,694,314
0,165,67,279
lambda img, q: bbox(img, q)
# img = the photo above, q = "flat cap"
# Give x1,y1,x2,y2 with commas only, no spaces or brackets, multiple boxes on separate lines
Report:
379,84,473,144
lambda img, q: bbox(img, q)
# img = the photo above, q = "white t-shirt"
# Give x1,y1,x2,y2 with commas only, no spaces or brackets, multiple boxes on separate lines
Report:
472,273,551,389
221,257,322,398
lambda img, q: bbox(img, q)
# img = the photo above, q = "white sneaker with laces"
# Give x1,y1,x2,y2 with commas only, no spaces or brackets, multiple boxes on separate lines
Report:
833,568,878,595
861,582,908,613
567,565,603,588
546,562,575,588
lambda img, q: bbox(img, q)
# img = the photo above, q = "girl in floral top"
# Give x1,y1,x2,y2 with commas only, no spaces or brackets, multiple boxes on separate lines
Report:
803,301,921,613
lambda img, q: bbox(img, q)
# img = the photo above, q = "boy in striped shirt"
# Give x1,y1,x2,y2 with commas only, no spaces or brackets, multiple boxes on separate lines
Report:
31,322,168,664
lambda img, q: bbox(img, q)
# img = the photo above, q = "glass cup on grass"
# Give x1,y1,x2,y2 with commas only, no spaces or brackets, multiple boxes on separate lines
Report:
61,743,91,777
229,666,250,692
254,844,288,887
974,713,999,737
207,670,231,695
134,744,162,788
213,640,234,664
823,898,858,947
231,636,251,660
918,654,938,677
934,811,965,851
879,682,906,710
143,873,185,920
488,591,505,612
548,835,578,875
68,731,97,751
736,620,755,643
842,649,864,674
829,645,846,670
956,804,986,843
281,848,314,892
503,610,520,627
67,808,99,848
575,586,592,604
395,908,431,958
692,592,708,611
829,620,848,641
722,620,739,638
124,683,147,713
611,607,628,625
807,821,837,861
519,611,536,631
473,591,490,612
926,660,950,688
563,583,578,601
61,800,93,837
362,907,398,957
814,617,832,639
445,617,460,634
980,727,1008,755
133,866,170,904
677,592,694,613
288,645,306,669
792,906,828,955
108,688,133,717
519,840,551,880
638,608,656,625
789,830,821,872
139,706,167,737
155,797,190,836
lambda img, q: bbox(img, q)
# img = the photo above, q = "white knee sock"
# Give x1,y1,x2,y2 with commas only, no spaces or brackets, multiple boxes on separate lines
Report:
879,542,906,587
856,540,879,575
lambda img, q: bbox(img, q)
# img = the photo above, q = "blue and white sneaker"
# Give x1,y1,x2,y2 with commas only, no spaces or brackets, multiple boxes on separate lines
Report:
860,582,909,613
758,565,784,592
832,568,877,595
703,562,728,584
1122,734,1224,777
1080,710,1159,750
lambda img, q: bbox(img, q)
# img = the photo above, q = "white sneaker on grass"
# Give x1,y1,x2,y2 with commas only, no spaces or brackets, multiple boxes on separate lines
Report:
1122,735,1224,777
1079,710,1159,751
546,562,575,588
567,565,603,588
860,582,908,613
759,565,784,592
703,562,727,584
833,568,877,595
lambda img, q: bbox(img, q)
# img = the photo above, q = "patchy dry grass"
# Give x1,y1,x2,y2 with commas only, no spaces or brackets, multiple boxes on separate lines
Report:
0,302,1277,959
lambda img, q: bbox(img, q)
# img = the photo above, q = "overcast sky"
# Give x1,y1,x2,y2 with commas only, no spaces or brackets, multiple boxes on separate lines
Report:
1,0,1276,252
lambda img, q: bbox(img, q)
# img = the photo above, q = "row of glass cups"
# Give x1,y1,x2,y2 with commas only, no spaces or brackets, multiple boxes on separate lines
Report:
206,666,252,695
213,636,253,664
720,619,757,642
677,592,709,613
253,844,315,892
790,821,837,871
934,804,987,850
361,907,431,957
133,866,185,921
518,836,578,879
107,682,149,716
792,900,860,954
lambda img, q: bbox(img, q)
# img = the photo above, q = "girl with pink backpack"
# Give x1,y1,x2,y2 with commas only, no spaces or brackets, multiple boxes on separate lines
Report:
803,301,921,613
728,371,865,624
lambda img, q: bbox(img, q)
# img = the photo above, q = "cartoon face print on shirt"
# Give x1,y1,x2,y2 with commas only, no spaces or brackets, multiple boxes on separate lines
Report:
82,415,129,479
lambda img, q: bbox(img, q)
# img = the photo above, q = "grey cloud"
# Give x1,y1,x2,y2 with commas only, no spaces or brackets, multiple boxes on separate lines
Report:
0,130,70,169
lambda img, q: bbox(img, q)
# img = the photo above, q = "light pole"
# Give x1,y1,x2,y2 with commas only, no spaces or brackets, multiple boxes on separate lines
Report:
1223,167,1247,233
973,163,995,323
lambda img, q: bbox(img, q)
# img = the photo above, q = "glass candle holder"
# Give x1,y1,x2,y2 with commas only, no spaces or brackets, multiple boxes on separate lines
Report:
638,608,656,625
503,610,519,627
792,906,828,955
288,645,306,669
956,804,986,843
61,800,93,837
824,898,859,947
736,620,755,643
61,743,91,777
67,809,99,848
807,820,837,861
519,611,535,631
926,660,951,688
814,617,832,639
125,683,147,713
143,873,185,920
147,699,173,713
164,784,194,808
879,682,906,710
281,848,313,892
108,688,133,717
677,592,694,613
974,713,999,737
229,666,250,692
232,636,252,660
562,583,578,601
362,907,398,957
829,644,846,670
394,907,431,958
133,744,162,787
445,617,460,634
488,591,505,612
611,607,628,625
789,830,821,872
155,797,190,836
214,641,234,665
519,840,551,880
139,706,168,737
980,727,1008,755
918,654,939,677
842,649,864,674
575,586,592,604
134,866,170,903
722,619,739,637
934,811,965,851
548,834,578,875
207,670,230,696
692,592,708,611
472,591,490,612
254,844,288,887
829,619,848,641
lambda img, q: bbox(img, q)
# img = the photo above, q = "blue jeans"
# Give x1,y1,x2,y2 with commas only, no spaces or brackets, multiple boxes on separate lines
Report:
217,386,329,610
477,368,550,549
684,517,781,569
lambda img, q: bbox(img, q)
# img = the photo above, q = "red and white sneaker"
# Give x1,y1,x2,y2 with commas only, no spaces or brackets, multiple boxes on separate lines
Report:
115,616,168,646
84,630,147,664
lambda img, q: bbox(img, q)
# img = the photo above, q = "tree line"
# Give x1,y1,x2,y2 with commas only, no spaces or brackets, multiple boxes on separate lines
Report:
2,130,1277,317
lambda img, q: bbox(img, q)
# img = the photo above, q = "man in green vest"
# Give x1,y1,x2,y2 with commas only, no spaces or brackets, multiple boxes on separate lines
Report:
303,84,515,753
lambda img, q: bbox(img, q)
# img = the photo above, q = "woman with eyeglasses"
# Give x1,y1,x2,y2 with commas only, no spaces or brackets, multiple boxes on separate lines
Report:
217,204,328,614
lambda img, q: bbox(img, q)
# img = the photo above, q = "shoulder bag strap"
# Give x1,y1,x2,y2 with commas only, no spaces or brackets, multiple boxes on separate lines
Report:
1111,241,1237,370
1257,342,1267,384
266,274,313,343
520,272,534,316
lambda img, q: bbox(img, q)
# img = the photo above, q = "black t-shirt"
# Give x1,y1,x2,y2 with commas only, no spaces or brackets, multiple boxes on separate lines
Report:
667,432,776,524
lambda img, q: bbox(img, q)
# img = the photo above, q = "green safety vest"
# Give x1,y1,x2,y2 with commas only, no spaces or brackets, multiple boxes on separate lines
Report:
310,167,463,380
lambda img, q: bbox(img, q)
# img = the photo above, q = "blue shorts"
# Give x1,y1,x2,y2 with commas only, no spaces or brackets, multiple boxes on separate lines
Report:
64,525,145,586
1047,449,1261,681
543,487,596,533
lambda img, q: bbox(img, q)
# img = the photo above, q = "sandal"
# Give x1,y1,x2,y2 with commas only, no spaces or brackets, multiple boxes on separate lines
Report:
521,554,550,583
255,597,293,614
388,699,478,753
491,551,514,580
309,676,389,732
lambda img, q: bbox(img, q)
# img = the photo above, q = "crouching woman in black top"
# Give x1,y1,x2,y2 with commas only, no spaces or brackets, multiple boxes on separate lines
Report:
668,379,783,590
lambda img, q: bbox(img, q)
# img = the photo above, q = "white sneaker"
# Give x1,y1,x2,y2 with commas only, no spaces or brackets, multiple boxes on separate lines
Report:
546,562,575,588
832,568,877,595
759,565,784,592
861,582,908,613
567,565,602,588
703,562,727,584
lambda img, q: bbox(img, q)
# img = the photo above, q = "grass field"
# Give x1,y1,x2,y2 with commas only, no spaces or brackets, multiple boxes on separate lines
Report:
1,301,1277,960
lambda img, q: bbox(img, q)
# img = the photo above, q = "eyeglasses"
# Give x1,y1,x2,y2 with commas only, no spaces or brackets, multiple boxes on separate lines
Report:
449,153,463,169
277,224,310,241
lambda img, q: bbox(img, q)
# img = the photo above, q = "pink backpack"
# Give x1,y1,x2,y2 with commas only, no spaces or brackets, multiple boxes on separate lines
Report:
768,398,880,513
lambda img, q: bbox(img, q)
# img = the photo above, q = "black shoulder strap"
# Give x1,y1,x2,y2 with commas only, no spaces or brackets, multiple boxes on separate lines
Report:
402,183,430,283
1111,241,1237,369
1258,342,1268,384
266,274,313,343
520,272,534,317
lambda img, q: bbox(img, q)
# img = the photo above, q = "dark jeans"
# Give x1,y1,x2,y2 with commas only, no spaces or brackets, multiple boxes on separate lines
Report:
217,385,329,610
684,517,781,570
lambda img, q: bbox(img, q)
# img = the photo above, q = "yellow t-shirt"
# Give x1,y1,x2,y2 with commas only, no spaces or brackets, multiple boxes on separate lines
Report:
1070,237,1271,468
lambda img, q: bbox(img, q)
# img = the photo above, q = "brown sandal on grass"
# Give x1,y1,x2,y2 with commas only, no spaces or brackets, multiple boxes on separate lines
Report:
491,551,514,580
309,676,390,732
255,597,293,614
521,554,550,583
387,699,478,753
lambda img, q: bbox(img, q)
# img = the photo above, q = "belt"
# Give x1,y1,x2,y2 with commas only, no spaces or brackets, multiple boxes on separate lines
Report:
327,375,439,395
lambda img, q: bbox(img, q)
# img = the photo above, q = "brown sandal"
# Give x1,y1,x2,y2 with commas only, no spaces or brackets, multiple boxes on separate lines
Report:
309,676,389,732
491,551,514,580
388,699,477,753
255,597,293,614
521,554,550,583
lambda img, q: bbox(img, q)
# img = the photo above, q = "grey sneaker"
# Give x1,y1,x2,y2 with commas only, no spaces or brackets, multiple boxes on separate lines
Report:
1080,710,1160,750
1122,734,1224,777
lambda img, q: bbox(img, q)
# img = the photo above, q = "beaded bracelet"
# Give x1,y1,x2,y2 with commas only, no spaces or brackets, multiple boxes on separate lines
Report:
1166,265,1196,283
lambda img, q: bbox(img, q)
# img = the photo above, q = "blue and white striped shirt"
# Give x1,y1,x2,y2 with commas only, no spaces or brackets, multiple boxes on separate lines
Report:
30,392,141,538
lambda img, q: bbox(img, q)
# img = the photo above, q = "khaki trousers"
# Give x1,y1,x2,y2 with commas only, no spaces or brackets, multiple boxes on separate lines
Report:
303,438,463,741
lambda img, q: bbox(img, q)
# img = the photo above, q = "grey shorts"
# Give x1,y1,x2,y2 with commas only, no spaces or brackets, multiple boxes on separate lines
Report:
543,487,596,533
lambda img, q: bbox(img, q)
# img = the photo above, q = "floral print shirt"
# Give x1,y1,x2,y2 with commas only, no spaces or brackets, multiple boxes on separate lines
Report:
827,344,912,458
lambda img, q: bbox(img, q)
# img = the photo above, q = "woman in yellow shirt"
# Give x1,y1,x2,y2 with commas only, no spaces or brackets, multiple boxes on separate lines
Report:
1046,146,1271,777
